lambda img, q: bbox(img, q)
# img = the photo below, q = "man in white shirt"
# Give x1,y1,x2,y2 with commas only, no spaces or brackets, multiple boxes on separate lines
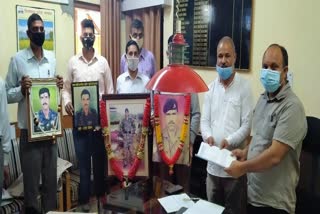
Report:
5,14,63,214
62,19,114,212
0,78,11,205
117,40,149,94
200,36,253,214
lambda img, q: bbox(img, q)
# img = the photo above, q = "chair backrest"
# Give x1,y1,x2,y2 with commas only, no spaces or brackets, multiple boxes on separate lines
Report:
302,116,320,154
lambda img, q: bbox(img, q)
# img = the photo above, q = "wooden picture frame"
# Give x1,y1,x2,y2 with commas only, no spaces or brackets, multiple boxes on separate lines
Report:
102,93,150,177
27,78,62,142
71,81,100,131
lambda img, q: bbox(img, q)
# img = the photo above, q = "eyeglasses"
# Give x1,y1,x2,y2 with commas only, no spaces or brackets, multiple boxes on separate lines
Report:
131,33,144,39
30,26,44,33
83,33,95,37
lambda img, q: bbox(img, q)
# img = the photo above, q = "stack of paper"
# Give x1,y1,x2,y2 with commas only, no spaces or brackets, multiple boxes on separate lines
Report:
158,193,195,213
195,142,236,168
184,199,224,214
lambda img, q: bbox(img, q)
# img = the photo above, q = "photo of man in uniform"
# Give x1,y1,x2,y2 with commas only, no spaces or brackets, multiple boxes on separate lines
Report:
35,87,58,132
75,89,98,128
119,108,136,168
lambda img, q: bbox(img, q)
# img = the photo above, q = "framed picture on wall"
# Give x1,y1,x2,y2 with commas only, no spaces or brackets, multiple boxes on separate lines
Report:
72,81,100,131
27,78,62,141
30,0,69,5
102,94,150,178
16,5,55,56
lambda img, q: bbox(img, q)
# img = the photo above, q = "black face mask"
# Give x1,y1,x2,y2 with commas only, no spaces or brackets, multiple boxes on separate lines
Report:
81,36,94,49
29,31,45,47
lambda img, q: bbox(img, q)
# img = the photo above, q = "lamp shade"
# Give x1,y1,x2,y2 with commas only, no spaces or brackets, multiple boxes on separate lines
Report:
146,64,208,93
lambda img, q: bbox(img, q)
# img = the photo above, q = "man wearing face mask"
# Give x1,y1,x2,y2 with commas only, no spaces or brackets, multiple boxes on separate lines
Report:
225,44,307,214
117,40,149,93
62,18,113,212
5,13,63,214
120,19,156,78
200,36,253,214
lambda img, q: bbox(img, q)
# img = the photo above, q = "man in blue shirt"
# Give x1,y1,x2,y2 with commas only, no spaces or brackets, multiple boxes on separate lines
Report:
35,87,58,132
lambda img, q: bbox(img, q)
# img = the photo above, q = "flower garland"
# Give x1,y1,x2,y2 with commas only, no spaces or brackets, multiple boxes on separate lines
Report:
100,98,151,183
154,94,191,175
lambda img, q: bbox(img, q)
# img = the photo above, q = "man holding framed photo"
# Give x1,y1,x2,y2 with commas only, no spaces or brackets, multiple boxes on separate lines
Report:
62,18,114,212
5,14,63,214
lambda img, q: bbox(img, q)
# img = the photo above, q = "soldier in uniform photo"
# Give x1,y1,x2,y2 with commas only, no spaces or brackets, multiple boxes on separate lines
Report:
75,89,98,128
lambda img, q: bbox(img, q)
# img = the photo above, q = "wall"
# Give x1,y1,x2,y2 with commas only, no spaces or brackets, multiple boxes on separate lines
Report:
0,0,74,122
163,0,320,117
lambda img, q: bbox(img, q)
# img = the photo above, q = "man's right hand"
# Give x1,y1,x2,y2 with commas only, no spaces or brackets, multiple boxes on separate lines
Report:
20,75,32,96
231,148,248,161
206,136,215,146
65,102,74,116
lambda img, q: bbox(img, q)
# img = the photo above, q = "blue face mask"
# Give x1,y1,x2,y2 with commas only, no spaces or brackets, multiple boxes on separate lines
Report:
260,68,281,93
216,65,233,80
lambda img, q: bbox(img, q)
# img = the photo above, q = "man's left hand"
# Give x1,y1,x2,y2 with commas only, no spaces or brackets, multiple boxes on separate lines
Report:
224,160,246,178
220,139,230,149
56,75,63,89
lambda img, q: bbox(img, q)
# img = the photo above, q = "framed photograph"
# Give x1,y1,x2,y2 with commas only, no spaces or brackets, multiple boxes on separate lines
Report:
30,0,69,5
72,81,100,131
16,5,55,55
27,78,62,141
152,93,190,165
102,94,150,177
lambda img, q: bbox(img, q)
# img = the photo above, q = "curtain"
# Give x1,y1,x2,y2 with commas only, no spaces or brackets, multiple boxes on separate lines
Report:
100,0,121,89
124,7,161,71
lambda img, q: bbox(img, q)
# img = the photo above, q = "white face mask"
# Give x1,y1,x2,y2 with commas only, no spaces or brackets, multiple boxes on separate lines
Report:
127,57,139,71
131,37,144,49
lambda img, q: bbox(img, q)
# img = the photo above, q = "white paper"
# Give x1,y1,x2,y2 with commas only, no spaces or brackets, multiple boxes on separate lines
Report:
2,188,13,200
184,199,224,214
158,193,195,213
7,174,24,197
57,158,73,182
195,142,236,168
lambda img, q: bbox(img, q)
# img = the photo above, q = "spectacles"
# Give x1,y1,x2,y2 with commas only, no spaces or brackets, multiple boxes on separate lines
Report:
131,33,144,39
83,33,94,37
30,26,44,33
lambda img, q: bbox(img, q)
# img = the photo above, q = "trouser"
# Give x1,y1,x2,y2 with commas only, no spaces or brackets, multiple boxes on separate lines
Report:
152,162,191,192
20,129,57,213
247,204,289,214
73,129,106,204
206,173,247,214
0,138,3,204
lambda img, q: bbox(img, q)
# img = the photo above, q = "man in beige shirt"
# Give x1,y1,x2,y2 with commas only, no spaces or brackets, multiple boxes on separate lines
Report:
62,19,114,212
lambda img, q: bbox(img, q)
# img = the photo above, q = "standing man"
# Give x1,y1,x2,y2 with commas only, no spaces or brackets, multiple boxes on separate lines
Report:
0,78,11,205
5,13,63,214
74,89,98,128
225,44,307,214
36,87,58,132
117,40,150,93
62,18,114,212
120,19,156,78
119,108,136,168
201,36,253,214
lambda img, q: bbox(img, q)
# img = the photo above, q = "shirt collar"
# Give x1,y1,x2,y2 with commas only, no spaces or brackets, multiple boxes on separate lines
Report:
26,47,49,62
78,49,98,63
217,72,238,89
124,71,143,81
262,83,290,102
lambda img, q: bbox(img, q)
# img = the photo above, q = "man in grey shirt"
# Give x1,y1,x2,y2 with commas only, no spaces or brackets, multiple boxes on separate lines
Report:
225,44,307,214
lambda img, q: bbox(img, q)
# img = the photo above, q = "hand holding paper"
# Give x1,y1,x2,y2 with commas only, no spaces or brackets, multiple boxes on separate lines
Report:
195,142,236,168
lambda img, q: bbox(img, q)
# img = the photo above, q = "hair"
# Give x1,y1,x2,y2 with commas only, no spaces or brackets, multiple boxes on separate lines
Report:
125,108,129,113
163,98,178,113
265,44,289,67
27,13,43,30
125,40,140,54
217,36,236,54
81,19,95,34
81,89,91,99
168,34,174,45
131,19,144,32
39,87,50,97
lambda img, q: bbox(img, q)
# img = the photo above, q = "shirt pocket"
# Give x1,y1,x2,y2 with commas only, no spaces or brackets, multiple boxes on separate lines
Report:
225,97,241,130
257,113,277,140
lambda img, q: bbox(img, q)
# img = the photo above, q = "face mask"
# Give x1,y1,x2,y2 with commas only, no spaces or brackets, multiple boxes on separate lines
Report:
131,37,144,49
30,31,45,47
216,65,233,80
81,36,94,49
127,57,139,71
260,68,281,93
